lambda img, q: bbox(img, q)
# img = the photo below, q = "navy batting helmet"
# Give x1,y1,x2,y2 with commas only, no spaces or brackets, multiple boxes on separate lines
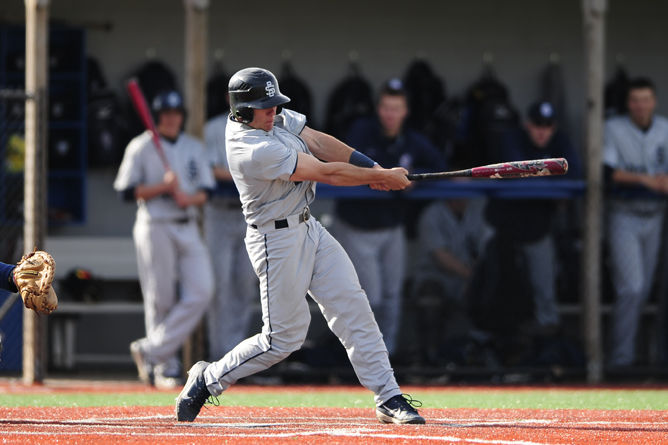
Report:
152,90,185,119
228,68,290,123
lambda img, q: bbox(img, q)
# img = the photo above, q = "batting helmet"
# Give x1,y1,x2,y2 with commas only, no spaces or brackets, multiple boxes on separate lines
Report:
228,68,290,124
152,90,186,120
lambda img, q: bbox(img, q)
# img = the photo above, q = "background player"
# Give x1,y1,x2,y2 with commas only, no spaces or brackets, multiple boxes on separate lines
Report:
204,104,258,361
176,67,425,425
603,77,668,367
334,78,446,357
114,89,215,389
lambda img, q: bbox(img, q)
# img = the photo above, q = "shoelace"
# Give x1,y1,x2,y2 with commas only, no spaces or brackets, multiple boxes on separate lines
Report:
401,394,423,409
199,395,220,413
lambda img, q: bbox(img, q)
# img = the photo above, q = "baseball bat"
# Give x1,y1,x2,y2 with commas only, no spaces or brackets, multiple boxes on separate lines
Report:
406,158,568,180
126,78,171,172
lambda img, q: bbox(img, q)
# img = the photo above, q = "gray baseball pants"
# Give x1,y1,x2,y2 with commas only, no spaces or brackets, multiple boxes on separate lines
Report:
133,219,213,369
204,203,258,359
203,216,402,405
607,210,664,366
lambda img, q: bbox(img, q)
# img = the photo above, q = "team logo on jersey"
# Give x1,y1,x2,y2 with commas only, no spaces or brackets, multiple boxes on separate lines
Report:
265,81,276,97
657,146,666,165
188,159,199,183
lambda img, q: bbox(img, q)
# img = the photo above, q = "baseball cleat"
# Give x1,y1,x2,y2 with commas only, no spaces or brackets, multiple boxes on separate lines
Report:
175,361,212,422
376,394,426,425
129,340,152,385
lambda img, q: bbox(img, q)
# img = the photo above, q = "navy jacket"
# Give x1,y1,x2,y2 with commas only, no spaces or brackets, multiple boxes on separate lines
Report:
335,116,446,229
485,126,582,242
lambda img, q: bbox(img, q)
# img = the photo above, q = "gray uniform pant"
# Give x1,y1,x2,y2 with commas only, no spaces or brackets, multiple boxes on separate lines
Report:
333,221,405,355
204,203,258,360
607,210,664,366
204,217,402,406
133,219,213,370
522,234,560,327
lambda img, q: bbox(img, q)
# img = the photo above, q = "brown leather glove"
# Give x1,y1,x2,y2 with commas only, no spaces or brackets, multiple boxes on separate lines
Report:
13,250,58,314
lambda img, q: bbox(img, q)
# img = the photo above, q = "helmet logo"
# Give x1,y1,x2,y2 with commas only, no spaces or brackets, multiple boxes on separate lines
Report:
265,81,276,98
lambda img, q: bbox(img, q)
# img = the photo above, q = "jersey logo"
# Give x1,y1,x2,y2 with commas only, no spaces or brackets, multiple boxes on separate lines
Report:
657,146,665,166
188,159,199,183
265,81,276,97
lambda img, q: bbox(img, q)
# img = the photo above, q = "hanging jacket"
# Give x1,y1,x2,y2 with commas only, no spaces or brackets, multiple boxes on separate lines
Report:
403,59,447,133
324,72,374,140
279,63,314,127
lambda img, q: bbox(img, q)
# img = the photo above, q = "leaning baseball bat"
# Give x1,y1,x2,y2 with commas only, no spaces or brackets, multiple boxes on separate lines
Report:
406,158,568,180
126,78,171,172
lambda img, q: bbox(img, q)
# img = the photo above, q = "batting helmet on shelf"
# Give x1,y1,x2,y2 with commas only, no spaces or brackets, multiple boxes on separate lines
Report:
228,67,290,124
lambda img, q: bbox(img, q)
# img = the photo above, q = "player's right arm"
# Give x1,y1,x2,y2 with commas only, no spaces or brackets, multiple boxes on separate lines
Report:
290,152,410,190
114,135,179,202
134,170,179,200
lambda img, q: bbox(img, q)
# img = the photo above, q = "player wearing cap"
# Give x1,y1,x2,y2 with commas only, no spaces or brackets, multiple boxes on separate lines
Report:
114,89,215,389
484,100,582,335
175,67,425,425
603,77,668,367
333,78,446,357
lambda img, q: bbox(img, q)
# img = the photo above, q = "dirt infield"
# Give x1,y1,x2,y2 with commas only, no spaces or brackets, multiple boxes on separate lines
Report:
1,404,667,444
1,380,667,444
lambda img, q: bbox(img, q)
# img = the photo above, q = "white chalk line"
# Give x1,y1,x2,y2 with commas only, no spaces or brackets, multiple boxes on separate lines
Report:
4,413,665,428
0,429,564,445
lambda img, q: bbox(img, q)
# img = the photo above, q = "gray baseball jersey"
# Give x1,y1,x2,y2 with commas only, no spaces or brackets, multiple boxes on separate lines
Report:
225,109,315,226
603,114,668,214
114,131,215,220
203,109,402,406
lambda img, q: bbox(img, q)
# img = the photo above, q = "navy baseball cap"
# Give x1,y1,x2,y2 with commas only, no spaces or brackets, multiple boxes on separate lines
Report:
380,77,406,95
527,101,557,126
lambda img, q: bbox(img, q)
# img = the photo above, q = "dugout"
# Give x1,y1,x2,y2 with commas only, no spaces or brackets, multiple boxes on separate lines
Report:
1,0,667,383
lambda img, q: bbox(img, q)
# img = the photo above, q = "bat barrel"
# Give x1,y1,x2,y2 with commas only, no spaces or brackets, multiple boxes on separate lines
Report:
406,158,568,181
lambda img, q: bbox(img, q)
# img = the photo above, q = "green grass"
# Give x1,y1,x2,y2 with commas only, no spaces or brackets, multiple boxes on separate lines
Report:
1,388,667,410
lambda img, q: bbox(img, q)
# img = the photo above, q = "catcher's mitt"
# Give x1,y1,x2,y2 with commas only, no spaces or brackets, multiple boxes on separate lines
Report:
13,250,58,314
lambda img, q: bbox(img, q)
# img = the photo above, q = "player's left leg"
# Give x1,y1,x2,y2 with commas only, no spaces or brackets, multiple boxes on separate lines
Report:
523,234,559,329
308,219,424,424
308,219,400,405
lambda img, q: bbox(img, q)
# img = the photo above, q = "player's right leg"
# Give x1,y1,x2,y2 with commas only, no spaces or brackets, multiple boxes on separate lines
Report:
177,223,313,421
131,220,178,384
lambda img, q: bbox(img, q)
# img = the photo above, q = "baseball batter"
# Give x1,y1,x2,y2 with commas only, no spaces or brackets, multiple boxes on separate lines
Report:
176,67,425,424
603,77,668,367
114,89,215,389
204,113,258,360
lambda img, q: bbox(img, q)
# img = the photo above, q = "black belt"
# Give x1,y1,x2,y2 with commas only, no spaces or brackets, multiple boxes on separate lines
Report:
251,207,311,230
173,217,191,224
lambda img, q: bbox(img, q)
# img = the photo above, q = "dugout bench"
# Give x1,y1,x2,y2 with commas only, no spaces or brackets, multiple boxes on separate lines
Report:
45,236,143,370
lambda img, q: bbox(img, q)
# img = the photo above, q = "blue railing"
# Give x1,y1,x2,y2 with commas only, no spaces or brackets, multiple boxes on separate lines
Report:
215,179,587,200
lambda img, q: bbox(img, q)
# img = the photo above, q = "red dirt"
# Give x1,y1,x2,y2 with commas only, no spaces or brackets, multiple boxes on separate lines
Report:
1,380,667,444
1,405,667,444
